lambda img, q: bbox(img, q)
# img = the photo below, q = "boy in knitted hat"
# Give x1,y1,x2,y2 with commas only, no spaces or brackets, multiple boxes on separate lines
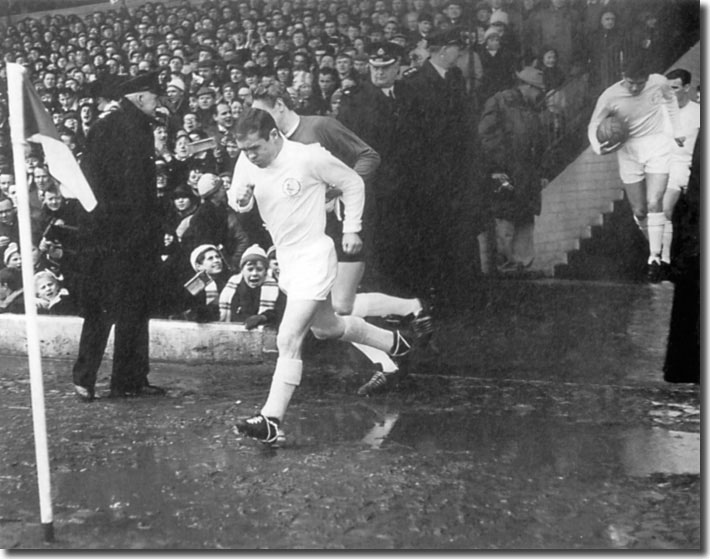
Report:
219,244,285,327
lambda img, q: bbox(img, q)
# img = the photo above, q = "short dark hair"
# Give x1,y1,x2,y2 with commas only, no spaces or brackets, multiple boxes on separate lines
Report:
665,68,691,86
235,108,277,141
0,267,21,291
252,81,295,110
622,56,651,80
211,100,231,116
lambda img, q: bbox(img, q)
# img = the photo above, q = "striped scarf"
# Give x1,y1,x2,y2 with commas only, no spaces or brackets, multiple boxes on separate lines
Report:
218,274,281,323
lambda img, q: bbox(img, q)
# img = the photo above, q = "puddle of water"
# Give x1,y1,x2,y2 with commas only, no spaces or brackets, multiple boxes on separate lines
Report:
293,404,700,479
620,427,700,476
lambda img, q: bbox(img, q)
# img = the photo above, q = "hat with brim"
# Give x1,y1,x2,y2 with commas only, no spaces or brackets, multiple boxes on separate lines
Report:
116,69,163,96
368,42,404,67
516,66,545,90
196,86,216,97
427,27,465,48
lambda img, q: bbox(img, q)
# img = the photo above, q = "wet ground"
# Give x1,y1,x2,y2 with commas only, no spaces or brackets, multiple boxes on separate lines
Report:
0,279,700,550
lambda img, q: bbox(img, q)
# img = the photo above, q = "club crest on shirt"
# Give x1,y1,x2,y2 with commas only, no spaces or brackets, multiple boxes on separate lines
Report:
650,90,663,105
282,177,302,196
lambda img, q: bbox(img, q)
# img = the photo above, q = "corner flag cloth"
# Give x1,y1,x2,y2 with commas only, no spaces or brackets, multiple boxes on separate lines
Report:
9,63,97,211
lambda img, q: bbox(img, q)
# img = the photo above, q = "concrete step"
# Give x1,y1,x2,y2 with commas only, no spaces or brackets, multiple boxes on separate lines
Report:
534,41,700,279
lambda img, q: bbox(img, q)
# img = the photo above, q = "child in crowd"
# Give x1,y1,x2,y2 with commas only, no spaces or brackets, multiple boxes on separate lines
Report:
266,245,280,282
34,270,77,315
180,243,230,322
0,267,24,313
219,244,285,328
3,242,21,269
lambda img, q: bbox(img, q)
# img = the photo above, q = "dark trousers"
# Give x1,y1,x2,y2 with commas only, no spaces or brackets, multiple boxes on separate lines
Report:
72,307,150,392
663,278,700,384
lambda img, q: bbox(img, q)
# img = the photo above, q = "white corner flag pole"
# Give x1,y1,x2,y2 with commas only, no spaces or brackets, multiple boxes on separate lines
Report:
6,63,55,543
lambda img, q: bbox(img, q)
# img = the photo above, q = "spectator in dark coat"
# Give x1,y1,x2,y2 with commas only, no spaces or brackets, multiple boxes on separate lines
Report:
583,9,625,93
71,71,166,402
663,131,700,384
0,195,20,262
478,66,549,274
181,173,249,273
473,26,518,108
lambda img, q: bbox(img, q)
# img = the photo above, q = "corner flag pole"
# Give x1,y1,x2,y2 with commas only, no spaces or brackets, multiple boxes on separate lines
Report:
6,63,54,543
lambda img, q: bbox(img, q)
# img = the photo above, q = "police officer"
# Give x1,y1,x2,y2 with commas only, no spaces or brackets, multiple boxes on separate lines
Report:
398,27,473,303
338,42,410,288
72,70,167,401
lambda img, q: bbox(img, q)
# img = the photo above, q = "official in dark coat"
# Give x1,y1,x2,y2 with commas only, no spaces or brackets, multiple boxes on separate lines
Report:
397,28,473,301
663,130,700,384
337,42,411,290
71,71,167,401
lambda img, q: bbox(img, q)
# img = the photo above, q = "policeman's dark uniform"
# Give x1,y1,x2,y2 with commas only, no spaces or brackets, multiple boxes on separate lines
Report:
72,71,165,399
398,28,472,299
337,42,412,289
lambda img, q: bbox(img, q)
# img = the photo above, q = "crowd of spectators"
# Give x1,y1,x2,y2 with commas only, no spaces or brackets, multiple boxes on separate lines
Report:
0,0,696,319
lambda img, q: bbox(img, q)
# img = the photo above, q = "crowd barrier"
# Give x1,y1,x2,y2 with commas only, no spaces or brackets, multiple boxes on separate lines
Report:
0,313,278,363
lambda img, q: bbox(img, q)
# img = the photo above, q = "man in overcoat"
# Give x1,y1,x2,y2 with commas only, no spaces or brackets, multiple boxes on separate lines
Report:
397,27,473,302
72,71,166,401
337,42,410,289
478,66,549,273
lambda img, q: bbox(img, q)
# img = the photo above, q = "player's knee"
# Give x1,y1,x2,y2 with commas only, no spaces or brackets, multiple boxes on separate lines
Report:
276,331,303,357
310,324,335,340
632,208,648,221
664,208,674,221
332,298,354,315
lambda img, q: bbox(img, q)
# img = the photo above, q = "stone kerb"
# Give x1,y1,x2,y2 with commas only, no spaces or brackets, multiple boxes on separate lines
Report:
0,314,276,363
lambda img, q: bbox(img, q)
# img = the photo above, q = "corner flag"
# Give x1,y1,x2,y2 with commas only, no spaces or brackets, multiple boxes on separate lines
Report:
9,62,97,211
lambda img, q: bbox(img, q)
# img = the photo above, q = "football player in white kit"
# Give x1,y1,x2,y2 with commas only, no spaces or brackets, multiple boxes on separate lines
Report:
229,109,414,444
659,68,700,280
588,56,683,282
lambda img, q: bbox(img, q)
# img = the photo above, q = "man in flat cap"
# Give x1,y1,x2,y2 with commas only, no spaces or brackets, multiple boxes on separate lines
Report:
71,69,167,401
477,66,549,275
396,27,473,305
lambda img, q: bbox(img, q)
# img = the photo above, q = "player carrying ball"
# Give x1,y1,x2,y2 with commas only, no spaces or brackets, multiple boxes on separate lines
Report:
587,56,683,282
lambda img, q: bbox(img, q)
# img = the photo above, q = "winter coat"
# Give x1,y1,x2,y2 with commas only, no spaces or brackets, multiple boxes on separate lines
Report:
74,98,162,319
478,86,546,221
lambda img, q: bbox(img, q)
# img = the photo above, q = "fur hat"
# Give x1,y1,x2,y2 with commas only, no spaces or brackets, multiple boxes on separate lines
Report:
240,244,268,268
190,244,219,272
